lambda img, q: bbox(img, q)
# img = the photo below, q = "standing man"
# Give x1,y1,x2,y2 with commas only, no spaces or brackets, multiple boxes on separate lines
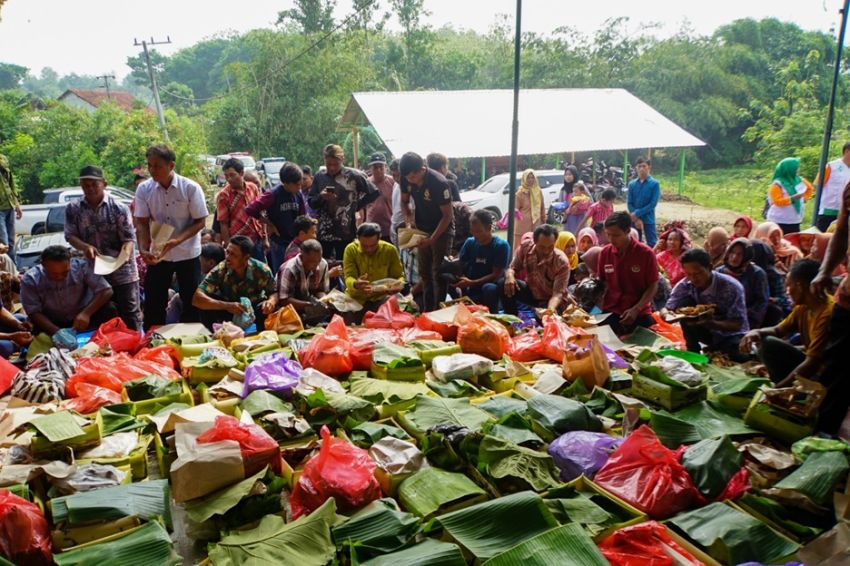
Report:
217,157,269,262
389,159,405,246
246,162,306,274
627,156,661,247
399,151,454,311
134,144,209,328
596,211,660,335
426,152,461,202
364,153,395,240
0,153,22,261
308,144,379,263
65,165,142,330
300,165,316,218
815,142,850,232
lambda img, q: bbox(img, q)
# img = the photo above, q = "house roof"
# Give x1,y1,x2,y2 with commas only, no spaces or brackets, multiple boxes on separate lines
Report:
339,88,705,159
59,88,138,112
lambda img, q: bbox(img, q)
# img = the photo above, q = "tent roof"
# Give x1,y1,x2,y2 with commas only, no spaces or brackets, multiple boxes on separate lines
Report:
339,88,705,159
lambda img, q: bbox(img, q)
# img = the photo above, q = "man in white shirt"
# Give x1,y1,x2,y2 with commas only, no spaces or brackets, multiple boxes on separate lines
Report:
134,144,209,328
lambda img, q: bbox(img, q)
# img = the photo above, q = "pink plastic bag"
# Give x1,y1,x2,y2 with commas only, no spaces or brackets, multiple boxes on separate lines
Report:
290,426,381,519
92,317,143,354
299,315,353,376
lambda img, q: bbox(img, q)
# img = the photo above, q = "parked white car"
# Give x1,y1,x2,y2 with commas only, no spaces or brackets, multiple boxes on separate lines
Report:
460,169,566,220
19,186,134,235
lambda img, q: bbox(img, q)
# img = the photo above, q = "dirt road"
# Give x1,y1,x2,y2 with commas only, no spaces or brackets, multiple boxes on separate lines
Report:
614,198,741,242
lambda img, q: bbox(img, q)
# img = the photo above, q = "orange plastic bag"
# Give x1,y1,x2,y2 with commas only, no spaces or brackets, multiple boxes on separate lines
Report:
456,307,511,361
599,521,702,566
298,315,353,376
92,317,143,354
540,315,580,363
290,426,381,519
63,383,122,414
363,296,416,329
594,425,701,519
65,353,181,396
508,330,544,362
348,327,401,371
415,309,459,341
196,415,283,477
134,344,180,370
0,490,52,566
396,327,442,343
264,303,304,333
649,312,686,349
562,335,611,390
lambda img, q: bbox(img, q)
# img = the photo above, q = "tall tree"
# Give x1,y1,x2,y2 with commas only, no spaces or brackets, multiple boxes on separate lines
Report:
0,62,27,90
277,0,337,34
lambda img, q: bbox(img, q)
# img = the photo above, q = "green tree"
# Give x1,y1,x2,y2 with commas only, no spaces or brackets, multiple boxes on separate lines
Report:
277,0,337,34
0,62,27,90
160,81,196,113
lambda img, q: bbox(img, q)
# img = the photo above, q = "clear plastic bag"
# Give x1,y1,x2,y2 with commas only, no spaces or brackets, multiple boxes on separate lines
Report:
213,321,245,347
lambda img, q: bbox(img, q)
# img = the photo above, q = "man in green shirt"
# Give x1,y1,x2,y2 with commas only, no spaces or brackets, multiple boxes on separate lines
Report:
0,154,22,262
343,222,405,316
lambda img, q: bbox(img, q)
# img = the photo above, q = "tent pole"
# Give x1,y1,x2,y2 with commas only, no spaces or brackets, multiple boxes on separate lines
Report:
506,0,522,248
623,150,629,189
813,0,850,225
570,152,575,165
481,157,486,184
678,150,686,196
592,152,597,186
351,127,360,169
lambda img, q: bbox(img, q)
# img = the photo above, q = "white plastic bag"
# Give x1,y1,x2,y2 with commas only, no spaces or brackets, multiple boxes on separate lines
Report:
431,353,493,382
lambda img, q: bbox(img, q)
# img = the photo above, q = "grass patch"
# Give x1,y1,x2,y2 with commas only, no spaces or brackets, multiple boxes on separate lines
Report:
654,166,771,220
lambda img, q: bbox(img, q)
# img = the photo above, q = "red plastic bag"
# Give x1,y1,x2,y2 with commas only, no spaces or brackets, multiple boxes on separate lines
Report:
396,327,442,343
0,490,52,566
65,353,181,397
349,328,401,371
63,383,122,414
92,317,143,354
290,426,381,519
363,296,416,329
599,521,702,566
134,344,180,370
715,467,750,502
0,356,19,397
540,315,581,363
649,312,686,349
594,425,701,519
299,315,353,376
196,415,283,476
508,330,544,362
415,311,458,341
456,310,511,361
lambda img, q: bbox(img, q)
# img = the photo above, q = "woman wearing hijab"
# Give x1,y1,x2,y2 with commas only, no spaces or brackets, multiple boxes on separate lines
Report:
559,165,580,203
704,226,730,269
751,238,792,325
555,231,580,270
731,216,754,240
581,246,602,275
654,222,691,286
563,181,592,235
514,169,546,252
717,238,770,329
766,157,814,235
754,222,802,274
577,227,598,254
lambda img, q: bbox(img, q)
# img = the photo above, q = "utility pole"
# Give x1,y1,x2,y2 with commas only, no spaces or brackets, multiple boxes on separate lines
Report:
96,74,116,100
506,0,522,248
133,36,171,141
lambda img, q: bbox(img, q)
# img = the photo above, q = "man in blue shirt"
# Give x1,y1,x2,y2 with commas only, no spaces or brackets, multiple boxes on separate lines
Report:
627,157,661,247
454,210,511,312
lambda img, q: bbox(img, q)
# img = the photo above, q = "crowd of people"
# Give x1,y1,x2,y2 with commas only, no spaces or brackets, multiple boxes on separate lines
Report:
0,142,849,429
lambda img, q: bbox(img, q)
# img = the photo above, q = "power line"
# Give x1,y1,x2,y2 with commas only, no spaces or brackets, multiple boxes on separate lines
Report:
96,74,116,99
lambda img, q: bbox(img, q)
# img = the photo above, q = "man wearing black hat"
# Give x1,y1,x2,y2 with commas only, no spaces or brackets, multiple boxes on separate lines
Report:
65,165,142,329
364,152,395,241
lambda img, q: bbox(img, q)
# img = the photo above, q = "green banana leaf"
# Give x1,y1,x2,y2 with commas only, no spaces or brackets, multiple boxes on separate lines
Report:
543,495,614,531
650,401,756,448
406,340,462,367
772,450,850,506
668,502,800,565
791,436,850,462
29,411,85,442
360,538,466,566
427,379,485,398
399,467,486,518
241,390,293,417
372,343,424,368
526,394,602,435
476,435,560,492
53,521,181,566
483,413,543,447
737,493,829,541
582,388,624,419
477,396,529,418
123,375,182,401
405,395,492,433
681,436,742,499
430,491,559,561
185,467,268,523
710,376,770,398
349,421,409,448
151,402,191,417
301,388,375,427
348,377,431,405
51,479,171,527
208,498,343,566
332,498,421,557
100,407,146,436
483,523,609,566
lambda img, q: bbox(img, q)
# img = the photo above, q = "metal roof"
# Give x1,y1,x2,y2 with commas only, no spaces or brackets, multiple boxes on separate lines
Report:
339,88,705,159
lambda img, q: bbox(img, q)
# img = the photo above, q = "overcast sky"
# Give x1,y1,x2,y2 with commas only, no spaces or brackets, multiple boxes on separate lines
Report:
0,0,846,78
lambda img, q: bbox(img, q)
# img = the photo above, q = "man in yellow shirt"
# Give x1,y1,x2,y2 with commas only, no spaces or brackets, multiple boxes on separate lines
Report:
343,222,405,316
740,259,834,385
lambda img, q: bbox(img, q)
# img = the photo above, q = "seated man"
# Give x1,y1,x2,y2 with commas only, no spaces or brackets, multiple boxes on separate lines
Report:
277,239,330,325
596,211,659,335
739,259,833,385
343,222,404,313
0,305,32,358
666,248,749,361
21,245,116,335
166,243,225,324
283,215,318,263
192,236,277,329
500,224,569,315
453,209,511,312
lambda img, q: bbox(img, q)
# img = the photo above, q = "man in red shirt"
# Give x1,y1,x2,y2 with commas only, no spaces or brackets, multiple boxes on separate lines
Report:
596,211,659,335
217,158,268,261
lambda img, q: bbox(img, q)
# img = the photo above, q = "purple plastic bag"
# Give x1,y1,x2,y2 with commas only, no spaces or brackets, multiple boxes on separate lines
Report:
548,430,624,481
241,352,303,398
600,343,628,370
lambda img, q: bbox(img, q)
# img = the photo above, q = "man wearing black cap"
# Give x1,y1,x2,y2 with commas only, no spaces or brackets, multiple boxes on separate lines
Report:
65,165,142,329
364,152,395,241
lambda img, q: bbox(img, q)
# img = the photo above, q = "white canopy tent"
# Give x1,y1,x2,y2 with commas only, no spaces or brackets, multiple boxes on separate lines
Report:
338,88,705,160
